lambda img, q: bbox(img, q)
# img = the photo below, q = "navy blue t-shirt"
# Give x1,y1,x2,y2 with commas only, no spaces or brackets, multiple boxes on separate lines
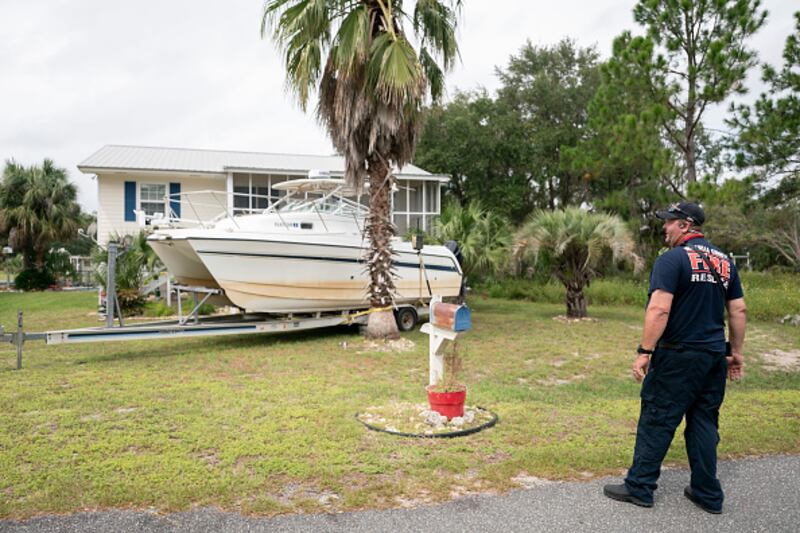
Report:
648,237,744,352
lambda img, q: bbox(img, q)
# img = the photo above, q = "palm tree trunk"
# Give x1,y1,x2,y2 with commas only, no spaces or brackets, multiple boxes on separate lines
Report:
565,281,587,318
365,155,400,339
34,247,47,272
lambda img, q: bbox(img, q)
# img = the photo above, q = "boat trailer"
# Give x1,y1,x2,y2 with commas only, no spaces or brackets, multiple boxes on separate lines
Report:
1,303,427,370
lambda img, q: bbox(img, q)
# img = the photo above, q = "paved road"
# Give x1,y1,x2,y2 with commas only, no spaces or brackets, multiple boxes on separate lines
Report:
2,455,797,532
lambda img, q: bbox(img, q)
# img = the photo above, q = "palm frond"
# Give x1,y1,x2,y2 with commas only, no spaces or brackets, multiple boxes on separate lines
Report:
367,33,425,107
419,47,445,101
515,208,642,283
413,0,459,69
332,4,370,72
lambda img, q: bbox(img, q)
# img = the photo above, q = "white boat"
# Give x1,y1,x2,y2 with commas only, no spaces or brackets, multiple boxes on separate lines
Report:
146,177,463,314
148,228,218,288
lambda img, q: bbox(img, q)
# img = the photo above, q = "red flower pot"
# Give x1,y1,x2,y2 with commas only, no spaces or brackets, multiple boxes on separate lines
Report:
426,385,466,419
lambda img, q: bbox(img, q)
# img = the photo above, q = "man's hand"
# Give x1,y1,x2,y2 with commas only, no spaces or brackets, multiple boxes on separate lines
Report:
632,355,650,382
727,353,744,381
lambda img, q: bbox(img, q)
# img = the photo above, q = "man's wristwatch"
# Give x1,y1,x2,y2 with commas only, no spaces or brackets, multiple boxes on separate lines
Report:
636,345,654,356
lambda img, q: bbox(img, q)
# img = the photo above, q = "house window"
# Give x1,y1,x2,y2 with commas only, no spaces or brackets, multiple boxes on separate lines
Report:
233,173,286,214
252,174,270,210
233,173,250,215
140,183,166,217
391,179,442,232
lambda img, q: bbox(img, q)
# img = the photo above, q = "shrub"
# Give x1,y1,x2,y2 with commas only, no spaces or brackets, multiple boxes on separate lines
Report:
93,231,161,315
480,272,800,322
739,272,800,321
45,247,76,283
430,201,512,281
116,288,145,316
14,269,56,291
143,299,216,318
144,301,174,318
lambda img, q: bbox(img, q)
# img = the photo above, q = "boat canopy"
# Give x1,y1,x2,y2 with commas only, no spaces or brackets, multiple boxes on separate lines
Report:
272,178,347,193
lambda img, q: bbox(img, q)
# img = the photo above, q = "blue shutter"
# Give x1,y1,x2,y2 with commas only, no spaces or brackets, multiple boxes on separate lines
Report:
169,182,181,218
124,181,136,221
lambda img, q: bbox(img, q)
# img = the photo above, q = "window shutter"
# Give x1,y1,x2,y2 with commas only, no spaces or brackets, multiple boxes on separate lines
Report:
169,182,181,218
124,181,136,221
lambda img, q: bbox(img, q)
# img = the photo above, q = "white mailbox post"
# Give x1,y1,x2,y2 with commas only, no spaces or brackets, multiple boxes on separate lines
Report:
420,295,472,386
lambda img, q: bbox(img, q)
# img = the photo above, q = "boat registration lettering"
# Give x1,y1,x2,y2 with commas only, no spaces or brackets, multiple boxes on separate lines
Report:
274,221,313,230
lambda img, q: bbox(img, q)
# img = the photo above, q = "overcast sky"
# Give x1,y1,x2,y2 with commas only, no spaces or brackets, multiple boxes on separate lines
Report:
0,0,795,212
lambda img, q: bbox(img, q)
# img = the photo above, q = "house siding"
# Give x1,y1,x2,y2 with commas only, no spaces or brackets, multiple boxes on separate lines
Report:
96,173,226,245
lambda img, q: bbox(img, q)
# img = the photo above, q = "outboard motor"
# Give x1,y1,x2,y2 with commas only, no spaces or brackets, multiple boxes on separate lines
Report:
444,240,467,303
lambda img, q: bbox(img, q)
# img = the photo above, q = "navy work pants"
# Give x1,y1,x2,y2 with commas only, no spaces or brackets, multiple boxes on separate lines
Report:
624,346,727,511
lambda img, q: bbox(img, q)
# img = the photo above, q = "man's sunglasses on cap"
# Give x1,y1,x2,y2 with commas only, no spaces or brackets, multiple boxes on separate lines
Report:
667,203,696,223
656,202,704,225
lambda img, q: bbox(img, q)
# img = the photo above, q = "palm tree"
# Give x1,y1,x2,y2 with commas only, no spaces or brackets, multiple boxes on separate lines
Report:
261,0,462,338
514,208,643,318
431,201,512,281
92,231,161,314
0,159,82,271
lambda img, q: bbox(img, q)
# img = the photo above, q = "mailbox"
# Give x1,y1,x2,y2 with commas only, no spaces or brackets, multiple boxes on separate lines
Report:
421,296,472,387
431,302,471,332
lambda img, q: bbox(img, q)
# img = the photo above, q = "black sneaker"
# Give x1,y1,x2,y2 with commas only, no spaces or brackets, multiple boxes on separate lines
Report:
684,486,722,514
603,483,653,508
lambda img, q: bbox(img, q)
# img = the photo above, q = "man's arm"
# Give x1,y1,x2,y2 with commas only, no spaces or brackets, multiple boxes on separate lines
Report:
726,297,747,380
633,289,674,382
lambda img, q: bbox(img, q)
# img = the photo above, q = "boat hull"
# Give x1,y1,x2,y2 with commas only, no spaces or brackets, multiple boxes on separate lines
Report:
188,236,462,313
148,237,218,287
147,235,233,306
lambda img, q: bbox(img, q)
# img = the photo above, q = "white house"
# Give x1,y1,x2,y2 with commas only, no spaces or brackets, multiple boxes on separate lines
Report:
78,145,449,245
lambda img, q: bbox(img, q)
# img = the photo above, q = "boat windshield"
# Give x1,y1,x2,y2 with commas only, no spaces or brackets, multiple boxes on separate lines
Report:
265,188,367,218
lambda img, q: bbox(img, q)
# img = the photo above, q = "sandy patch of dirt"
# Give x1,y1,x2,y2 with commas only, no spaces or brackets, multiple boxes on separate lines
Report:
552,316,599,324
536,374,586,386
511,473,560,489
394,489,434,508
355,338,416,353
760,349,800,372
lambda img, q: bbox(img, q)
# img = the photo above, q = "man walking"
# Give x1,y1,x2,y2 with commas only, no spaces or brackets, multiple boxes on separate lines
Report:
603,202,747,514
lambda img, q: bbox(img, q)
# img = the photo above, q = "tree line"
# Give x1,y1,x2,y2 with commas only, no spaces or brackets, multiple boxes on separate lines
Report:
416,3,799,270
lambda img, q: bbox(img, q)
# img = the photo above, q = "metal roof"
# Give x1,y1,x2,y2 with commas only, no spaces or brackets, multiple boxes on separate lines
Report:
78,145,445,180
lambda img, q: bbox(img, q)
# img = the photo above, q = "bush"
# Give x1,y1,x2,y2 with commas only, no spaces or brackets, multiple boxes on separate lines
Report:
143,299,215,318
143,301,174,318
482,277,647,307
93,231,161,315
45,248,76,283
430,201,512,281
739,272,800,321
480,272,800,321
14,269,56,291
116,288,145,316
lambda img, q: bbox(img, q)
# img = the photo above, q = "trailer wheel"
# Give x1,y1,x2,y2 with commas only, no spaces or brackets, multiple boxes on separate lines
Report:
395,307,418,332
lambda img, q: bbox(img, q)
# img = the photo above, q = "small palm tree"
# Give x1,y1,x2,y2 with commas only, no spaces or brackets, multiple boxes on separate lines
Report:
0,159,82,271
262,0,462,338
92,231,161,315
514,208,643,318
431,201,512,281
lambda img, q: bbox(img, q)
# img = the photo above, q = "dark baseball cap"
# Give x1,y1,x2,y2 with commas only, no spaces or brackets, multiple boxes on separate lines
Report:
656,202,705,226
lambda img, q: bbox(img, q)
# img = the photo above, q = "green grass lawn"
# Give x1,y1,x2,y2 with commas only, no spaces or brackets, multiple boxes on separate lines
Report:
0,291,798,519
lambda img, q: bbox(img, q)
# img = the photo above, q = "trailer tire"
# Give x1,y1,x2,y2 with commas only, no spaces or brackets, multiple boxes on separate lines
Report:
394,306,418,332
